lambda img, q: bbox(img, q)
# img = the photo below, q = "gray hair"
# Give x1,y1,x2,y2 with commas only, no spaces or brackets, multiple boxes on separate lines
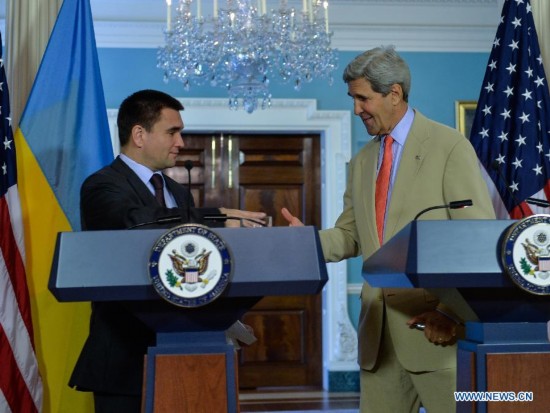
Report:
342,45,411,102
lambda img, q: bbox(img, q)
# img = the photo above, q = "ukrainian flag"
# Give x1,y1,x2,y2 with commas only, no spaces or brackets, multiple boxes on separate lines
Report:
14,0,113,411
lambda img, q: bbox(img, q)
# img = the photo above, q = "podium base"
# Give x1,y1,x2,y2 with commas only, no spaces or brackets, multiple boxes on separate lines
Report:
143,332,239,413
457,322,550,413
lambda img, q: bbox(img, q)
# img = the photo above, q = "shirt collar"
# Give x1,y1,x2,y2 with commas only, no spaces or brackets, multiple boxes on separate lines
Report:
380,106,415,146
119,153,159,185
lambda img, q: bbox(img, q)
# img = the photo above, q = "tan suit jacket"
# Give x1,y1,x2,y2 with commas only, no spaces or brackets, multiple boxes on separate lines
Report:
320,110,496,372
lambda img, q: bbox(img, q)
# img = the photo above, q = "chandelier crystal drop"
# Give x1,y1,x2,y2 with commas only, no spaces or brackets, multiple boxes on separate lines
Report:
157,0,338,113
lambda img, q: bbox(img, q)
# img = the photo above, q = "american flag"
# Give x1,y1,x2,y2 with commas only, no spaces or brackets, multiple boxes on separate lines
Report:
470,0,550,219
0,34,43,412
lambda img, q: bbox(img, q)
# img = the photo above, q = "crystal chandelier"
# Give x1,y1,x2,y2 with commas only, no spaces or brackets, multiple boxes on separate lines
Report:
158,0,338,113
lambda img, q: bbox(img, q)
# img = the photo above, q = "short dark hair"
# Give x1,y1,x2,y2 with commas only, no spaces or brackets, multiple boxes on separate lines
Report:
117,89,184,146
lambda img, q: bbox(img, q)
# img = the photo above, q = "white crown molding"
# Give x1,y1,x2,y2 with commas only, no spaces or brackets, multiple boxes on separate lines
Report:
332,24,497,52
340,0,497,3
93,20,498,52
0,1,501,52
88,0,502,52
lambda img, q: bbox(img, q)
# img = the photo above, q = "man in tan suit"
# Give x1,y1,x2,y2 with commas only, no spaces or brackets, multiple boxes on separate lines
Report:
282,46,495,412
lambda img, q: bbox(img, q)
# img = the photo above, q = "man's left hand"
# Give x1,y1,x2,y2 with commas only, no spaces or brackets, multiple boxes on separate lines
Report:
407,310,459,345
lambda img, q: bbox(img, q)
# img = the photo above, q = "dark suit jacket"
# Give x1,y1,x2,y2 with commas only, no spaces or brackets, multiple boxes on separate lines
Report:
69,156,220,395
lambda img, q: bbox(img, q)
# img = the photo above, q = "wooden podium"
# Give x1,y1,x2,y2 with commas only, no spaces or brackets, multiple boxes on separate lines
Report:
362,220,550,413
49,226,328,413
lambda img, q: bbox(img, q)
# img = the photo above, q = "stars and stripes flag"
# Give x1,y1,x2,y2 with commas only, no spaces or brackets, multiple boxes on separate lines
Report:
0,33,43,412
470,0,550,219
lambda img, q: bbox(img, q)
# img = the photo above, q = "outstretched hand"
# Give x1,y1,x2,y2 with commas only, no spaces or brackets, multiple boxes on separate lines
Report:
219,207,267,228
281,208,304,226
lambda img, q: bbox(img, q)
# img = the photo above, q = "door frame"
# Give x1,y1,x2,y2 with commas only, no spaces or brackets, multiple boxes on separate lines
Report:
107,98,358,388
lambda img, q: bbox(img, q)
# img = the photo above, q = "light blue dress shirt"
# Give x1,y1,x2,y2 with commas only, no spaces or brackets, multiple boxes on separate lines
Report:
376,106,415,232
119,154,177,208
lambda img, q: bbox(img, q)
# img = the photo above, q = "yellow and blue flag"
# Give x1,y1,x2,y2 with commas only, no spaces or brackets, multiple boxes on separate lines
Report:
14,0,114,411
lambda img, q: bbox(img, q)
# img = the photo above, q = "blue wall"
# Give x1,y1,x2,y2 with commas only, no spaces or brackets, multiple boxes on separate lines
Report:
98,48,490,330
98,49,489,142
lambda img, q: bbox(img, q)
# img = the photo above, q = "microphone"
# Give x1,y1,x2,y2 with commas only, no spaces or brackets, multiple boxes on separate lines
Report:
491,160,527,218
526,197,550,208
203,214,269,227
413,199,473,221
202,214,228,222
127,215,182,229
128,214,268,229
184,160,194,221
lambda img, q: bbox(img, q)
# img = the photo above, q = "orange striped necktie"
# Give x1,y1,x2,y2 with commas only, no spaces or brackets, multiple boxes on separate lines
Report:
375,135,394,244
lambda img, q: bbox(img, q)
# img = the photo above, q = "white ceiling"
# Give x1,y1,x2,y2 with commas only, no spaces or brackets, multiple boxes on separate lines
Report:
0,0,505,52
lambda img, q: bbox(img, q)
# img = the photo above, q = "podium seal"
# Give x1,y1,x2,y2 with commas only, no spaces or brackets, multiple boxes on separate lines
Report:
148,224,232,307
502,214,550,295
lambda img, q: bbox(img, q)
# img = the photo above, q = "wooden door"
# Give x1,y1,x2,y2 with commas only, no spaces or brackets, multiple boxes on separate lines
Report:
165,132,322,388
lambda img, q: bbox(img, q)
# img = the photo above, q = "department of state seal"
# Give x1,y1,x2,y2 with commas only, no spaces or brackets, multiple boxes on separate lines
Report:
148,224,232,307
502,214,550,295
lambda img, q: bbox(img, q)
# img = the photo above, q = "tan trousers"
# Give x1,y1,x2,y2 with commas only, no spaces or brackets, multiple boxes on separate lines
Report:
360,317,456,413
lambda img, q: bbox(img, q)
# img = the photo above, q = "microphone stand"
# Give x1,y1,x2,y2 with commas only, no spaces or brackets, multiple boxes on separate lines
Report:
410,199,472,331
413,199,473,221
526,198,550,208
184,160,193,221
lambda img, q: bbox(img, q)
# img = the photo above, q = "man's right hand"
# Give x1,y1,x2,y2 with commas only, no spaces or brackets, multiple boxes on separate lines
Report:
219,208,267,228
281,208,304,226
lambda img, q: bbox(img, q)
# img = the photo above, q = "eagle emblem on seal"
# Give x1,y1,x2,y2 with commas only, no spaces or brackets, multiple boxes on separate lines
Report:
519,235,550,279
149,224,232,307
165,241,216,291
502,214,550,295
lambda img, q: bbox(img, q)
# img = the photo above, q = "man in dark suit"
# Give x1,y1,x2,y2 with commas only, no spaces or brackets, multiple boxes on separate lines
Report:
69,89,266,412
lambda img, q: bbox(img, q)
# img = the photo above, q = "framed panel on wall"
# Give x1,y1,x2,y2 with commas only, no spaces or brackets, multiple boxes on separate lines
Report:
455,100,477,139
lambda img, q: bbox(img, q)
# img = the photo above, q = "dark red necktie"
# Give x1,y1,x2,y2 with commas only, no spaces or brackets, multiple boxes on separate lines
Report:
375,135,394,244
150,174,166,207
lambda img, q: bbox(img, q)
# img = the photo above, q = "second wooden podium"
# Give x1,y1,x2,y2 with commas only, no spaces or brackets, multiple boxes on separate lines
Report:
363,220,550,413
